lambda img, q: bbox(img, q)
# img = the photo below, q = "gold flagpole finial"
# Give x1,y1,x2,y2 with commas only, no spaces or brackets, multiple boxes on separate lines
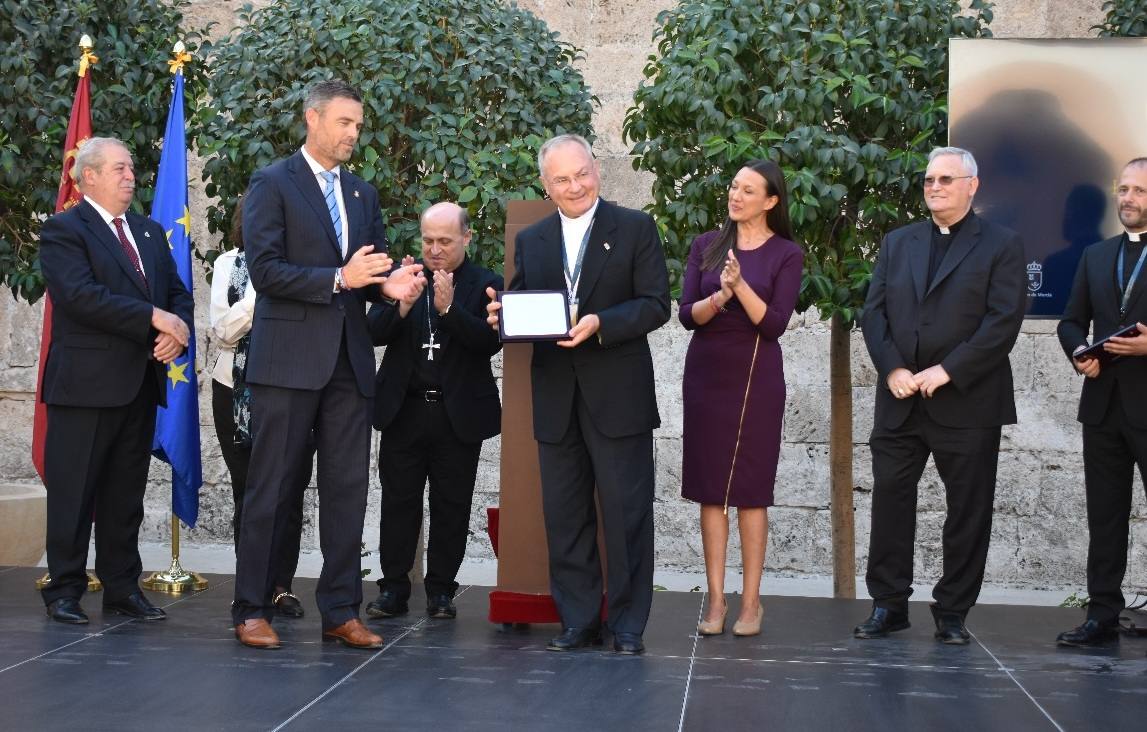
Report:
168,40,192,74
77,35,98,78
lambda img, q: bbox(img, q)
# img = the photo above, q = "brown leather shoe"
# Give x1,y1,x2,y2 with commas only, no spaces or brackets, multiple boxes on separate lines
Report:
322,618,383,649
235,618,280,649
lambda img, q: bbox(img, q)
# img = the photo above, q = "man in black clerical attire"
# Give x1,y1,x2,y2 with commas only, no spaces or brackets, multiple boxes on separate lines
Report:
486,134,671,655
366,202,502,620
1056,158,1147,649
857,146,1026,644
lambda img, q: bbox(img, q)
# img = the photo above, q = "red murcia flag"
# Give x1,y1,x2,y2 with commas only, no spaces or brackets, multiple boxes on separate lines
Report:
32,43,96,481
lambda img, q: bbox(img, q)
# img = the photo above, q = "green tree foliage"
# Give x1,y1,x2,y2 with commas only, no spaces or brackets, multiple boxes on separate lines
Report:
0,0,211,303
196,0,595,271
624,0,993,314
1094,0,1147,36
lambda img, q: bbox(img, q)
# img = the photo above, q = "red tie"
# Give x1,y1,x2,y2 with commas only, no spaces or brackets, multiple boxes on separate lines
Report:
112,217,149,290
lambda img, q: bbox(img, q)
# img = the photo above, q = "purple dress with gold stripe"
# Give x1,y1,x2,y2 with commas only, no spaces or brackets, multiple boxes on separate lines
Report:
679,230,804,508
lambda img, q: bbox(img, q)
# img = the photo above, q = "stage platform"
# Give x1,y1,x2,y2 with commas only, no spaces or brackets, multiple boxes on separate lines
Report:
1,565,1143,731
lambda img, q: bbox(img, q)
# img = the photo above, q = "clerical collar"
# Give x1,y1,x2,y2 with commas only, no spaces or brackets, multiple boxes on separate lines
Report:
1127,230,1143,243
558,197,600,225
932,212,970,237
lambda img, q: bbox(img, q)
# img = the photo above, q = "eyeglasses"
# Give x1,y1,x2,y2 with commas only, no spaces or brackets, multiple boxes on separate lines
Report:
547,169,595,190
923,175,973,187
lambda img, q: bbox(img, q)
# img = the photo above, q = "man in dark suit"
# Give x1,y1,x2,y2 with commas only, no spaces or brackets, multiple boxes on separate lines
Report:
364,202,502,620
38,136,194,624
232,79,420,650
486,134,671,654
856,146,1026,644
1056,157,1147,648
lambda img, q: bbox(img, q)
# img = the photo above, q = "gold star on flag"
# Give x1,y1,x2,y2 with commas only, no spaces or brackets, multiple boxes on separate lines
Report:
167,360,190,388
177,206,191,233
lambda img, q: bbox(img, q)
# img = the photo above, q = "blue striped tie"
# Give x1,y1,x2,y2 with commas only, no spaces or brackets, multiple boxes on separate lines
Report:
320,170,344,256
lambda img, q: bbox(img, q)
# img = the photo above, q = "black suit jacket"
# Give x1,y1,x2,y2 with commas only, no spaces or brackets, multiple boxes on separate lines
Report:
510,199,671,442
367,256,503,443
1057,234,1147,429
39,199,194,408
862,213,1027,429
243,151,386,396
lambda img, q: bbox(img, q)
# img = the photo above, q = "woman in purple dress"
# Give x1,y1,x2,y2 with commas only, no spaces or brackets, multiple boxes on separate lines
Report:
679,159,803,637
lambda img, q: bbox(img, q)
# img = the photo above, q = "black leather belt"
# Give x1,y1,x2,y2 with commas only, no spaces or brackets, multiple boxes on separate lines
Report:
411,389,444,402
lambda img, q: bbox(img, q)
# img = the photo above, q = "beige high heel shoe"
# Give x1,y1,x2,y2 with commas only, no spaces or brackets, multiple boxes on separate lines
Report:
697,604,728,636
732,604,764,637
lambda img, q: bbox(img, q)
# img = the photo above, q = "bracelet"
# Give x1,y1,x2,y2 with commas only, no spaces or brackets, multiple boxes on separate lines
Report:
709,293,725,313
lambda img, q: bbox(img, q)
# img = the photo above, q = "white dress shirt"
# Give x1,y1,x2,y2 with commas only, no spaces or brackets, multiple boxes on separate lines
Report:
85,197,146,278
558,197,599,290
209,248,256,387
300,145,349,256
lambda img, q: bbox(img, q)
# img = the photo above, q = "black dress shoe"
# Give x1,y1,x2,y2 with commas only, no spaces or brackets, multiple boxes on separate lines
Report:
103,592,166,621
426,593,457,619
933,612,970,645
365,590,408,619
274,591,305,618
46,597,89,625
854,607,910,639
546,626,603,651
612,632,645,655
1057,619,1119,647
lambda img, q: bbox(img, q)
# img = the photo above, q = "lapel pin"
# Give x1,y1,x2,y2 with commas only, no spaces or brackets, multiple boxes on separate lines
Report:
354,190,360,198
144,231,151,238
603,241,611,251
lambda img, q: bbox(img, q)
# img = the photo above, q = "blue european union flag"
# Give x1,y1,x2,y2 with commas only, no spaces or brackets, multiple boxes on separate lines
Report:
150,69,201,527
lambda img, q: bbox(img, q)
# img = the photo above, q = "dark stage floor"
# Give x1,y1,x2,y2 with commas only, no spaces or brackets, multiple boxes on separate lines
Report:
1,565,1144,731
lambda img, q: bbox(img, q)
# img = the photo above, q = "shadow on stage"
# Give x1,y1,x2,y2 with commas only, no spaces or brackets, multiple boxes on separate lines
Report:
1,565,1143,731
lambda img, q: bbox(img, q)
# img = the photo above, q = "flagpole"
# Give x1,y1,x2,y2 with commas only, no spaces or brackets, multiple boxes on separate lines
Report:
36,34,102,594
141,515,208,592
141,40,207,594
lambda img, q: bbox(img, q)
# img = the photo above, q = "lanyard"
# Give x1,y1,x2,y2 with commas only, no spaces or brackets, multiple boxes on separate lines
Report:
561,218,594,305
1117,237,1147,316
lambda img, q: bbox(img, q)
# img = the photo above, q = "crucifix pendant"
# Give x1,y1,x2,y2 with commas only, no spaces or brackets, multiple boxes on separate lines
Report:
422,331,440,361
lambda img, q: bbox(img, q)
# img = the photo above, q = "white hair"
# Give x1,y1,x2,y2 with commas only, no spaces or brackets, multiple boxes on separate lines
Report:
537,134,594,176
71,137,129,185
928,146,978,177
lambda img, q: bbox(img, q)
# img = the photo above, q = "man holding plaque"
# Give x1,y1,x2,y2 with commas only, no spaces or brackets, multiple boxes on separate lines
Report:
1056,157,1147,648
487,134,671,654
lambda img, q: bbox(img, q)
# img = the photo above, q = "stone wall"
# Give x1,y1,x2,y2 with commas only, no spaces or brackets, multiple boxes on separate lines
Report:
2,0,1143,592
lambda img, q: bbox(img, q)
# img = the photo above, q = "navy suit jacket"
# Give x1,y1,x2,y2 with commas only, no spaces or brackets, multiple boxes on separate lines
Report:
367,256,503,443
1057,234,1147,429
39,199,193,408
243,151,386,396
509,199,671,442
862,213,1027,430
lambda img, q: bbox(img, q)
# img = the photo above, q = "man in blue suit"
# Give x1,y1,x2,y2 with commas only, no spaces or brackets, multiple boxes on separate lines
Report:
232,79,420,650
39,137,194,624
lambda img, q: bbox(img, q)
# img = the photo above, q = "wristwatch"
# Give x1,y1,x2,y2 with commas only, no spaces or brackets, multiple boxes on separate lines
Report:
334,268,347,292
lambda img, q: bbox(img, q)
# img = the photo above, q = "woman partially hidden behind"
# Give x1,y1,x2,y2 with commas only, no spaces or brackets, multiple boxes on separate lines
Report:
679,159,804,637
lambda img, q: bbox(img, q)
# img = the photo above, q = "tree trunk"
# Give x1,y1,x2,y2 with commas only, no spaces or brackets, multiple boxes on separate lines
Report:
829,312,856,599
